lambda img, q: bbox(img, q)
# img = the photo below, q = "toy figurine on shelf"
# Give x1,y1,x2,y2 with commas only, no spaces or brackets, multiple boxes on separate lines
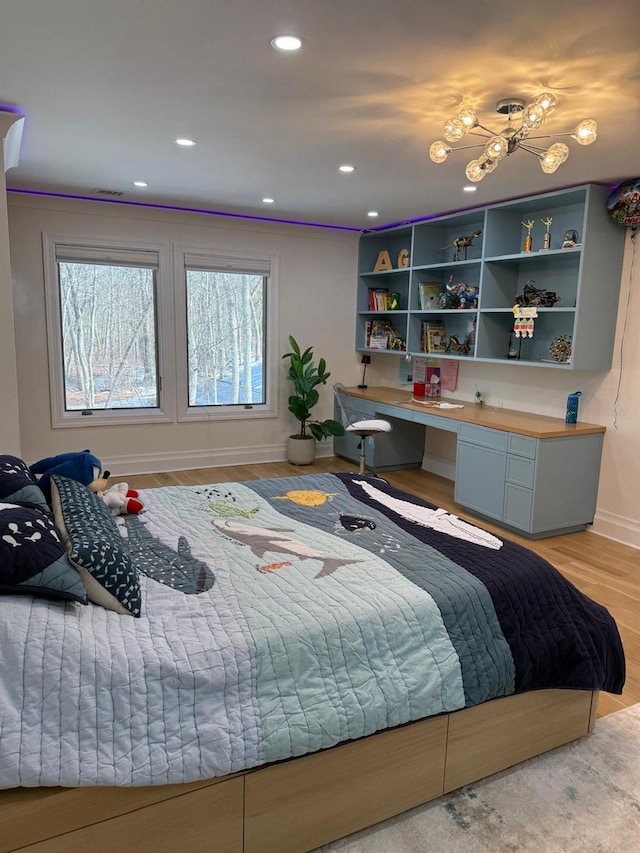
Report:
514,280,559,307
441,229,482,262
521,220,534,252
562,229,580,248
540,216,553,250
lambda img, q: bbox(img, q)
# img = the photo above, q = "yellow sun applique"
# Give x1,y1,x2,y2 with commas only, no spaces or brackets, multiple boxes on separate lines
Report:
272,490,339,507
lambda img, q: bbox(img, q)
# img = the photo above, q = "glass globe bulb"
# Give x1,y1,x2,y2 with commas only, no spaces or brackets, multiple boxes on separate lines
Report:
534,92,557,115
540,149,562,174
548,142,569,163
484,135,508,161
465,159,486,182
522,103,546,129
573,119,597,145
457,107,478,129
429,141,451,163
443,118,466,142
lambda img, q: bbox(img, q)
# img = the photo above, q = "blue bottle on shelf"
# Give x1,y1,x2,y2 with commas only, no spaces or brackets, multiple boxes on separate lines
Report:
565,391,582,424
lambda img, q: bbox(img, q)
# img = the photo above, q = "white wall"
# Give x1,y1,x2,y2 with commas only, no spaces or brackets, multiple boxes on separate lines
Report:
0,117,22,455
7,194,361,472
7,194,639,549
370,228,640,549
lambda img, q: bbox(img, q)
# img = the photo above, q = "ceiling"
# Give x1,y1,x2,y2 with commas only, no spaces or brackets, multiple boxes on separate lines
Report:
1,0,639,229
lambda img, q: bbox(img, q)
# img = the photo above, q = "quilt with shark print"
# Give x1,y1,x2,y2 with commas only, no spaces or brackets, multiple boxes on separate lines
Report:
0,472,625,788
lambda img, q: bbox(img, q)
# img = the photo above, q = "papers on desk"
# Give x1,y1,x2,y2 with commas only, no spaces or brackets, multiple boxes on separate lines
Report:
411,399,464,408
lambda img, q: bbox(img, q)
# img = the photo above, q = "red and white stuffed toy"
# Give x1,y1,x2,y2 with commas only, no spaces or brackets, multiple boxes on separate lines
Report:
101,482,144,517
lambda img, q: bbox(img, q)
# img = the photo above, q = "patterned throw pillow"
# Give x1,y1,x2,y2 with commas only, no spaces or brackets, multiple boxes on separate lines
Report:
0,455,50,514
50,475,142,617
0,502,87,603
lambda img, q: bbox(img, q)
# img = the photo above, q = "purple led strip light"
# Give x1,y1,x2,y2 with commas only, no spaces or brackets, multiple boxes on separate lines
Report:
7,183,615,235
7,188,362,232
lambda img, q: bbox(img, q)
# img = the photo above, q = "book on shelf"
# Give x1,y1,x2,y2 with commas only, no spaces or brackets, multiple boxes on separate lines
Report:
366,318,390,348
368,287,388,310
421,321,446,353
365,318,405,350
419,283,441,311
369,334,389,350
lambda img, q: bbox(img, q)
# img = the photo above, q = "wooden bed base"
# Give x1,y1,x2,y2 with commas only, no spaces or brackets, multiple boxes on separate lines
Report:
0,689,598,853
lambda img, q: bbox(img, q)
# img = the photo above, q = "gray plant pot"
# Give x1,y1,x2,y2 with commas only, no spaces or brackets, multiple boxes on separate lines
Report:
287,435,316,466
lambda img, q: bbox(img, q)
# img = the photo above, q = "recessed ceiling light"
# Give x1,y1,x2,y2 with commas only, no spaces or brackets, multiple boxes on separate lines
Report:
339,164,355,173
270,35,304,51
133,181,148,187
463,185,477,192
175,138,196,147
367,211,379,217
262,197,275,204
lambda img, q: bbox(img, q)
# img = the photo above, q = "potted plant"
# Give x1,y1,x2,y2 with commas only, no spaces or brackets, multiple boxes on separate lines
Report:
282,335,344,465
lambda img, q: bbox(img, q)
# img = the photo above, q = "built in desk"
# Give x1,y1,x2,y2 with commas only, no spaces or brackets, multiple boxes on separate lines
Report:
334,386,606,539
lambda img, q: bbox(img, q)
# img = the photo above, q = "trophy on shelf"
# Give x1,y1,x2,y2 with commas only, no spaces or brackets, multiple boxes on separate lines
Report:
521,220,534,253
540,216,553,251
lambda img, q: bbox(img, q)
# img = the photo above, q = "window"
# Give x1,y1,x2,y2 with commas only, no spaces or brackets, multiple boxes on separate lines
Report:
43,236,277,427
186,270,265,406
59,259,158,411
176,247,277,421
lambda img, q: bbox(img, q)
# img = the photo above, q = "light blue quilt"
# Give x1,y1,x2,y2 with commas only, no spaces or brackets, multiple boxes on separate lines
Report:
0,472,624,787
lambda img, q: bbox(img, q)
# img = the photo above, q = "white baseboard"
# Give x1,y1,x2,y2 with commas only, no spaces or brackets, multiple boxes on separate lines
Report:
101,442,335,476
101,447,639,553
590,508,640,551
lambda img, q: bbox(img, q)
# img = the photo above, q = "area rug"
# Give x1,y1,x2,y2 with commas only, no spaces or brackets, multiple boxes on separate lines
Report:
319,702,640,853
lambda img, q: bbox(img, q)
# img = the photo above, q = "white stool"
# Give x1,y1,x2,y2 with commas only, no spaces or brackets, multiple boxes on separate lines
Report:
333,383,393,474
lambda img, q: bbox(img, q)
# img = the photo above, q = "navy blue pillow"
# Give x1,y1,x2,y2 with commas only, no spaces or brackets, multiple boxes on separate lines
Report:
0,455,49,514
51,475,142,617
0,502,87,603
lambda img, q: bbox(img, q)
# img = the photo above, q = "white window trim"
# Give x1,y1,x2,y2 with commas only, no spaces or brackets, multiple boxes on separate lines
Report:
42,233,176,428
174,243,279,423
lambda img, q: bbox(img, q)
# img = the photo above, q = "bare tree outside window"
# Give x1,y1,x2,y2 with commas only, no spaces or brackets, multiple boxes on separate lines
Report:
58,262,158,410
186,270,265,406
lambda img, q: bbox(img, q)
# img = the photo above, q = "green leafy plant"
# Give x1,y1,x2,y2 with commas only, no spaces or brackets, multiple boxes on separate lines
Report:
282,335,345,441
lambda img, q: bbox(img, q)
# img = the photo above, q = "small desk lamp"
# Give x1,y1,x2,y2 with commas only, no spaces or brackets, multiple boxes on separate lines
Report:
358,354,371,389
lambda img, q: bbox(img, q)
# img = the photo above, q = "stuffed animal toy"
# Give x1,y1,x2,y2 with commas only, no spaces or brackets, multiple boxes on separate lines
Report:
30,449,108,501
101,482,144,517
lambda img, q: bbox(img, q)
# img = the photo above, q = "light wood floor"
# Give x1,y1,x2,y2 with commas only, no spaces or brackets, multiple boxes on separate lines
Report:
118,457,639,719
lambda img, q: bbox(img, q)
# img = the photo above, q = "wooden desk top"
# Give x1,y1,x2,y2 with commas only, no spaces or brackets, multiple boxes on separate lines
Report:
343,386,606,439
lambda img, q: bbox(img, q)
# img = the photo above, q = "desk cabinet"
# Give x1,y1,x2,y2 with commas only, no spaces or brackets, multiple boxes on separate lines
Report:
455,426,508,522
454,424,603,537
337,390,605,539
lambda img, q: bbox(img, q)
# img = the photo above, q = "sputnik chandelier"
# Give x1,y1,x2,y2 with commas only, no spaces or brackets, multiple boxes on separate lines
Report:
429,94,597,182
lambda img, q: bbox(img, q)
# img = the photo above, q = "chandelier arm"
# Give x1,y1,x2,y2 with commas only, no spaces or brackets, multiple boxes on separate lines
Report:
526,132,572,141
517,143,545,157
444,142,488,153
475,124,501,136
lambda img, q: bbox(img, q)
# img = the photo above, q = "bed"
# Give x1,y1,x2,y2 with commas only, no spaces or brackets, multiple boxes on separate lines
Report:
0,466,625,852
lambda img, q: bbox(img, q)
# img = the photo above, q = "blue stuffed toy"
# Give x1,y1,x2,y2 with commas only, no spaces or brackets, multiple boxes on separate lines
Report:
30,449,107,501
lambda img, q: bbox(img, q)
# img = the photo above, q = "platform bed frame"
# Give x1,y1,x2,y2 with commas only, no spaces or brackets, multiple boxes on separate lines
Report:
1,688,598,853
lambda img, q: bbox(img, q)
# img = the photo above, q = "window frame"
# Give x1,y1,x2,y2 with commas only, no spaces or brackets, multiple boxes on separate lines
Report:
42,234,175,428
43,235,279,429
174,243,279,423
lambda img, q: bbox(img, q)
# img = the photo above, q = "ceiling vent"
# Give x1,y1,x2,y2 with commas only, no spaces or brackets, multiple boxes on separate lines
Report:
91,187,126,197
